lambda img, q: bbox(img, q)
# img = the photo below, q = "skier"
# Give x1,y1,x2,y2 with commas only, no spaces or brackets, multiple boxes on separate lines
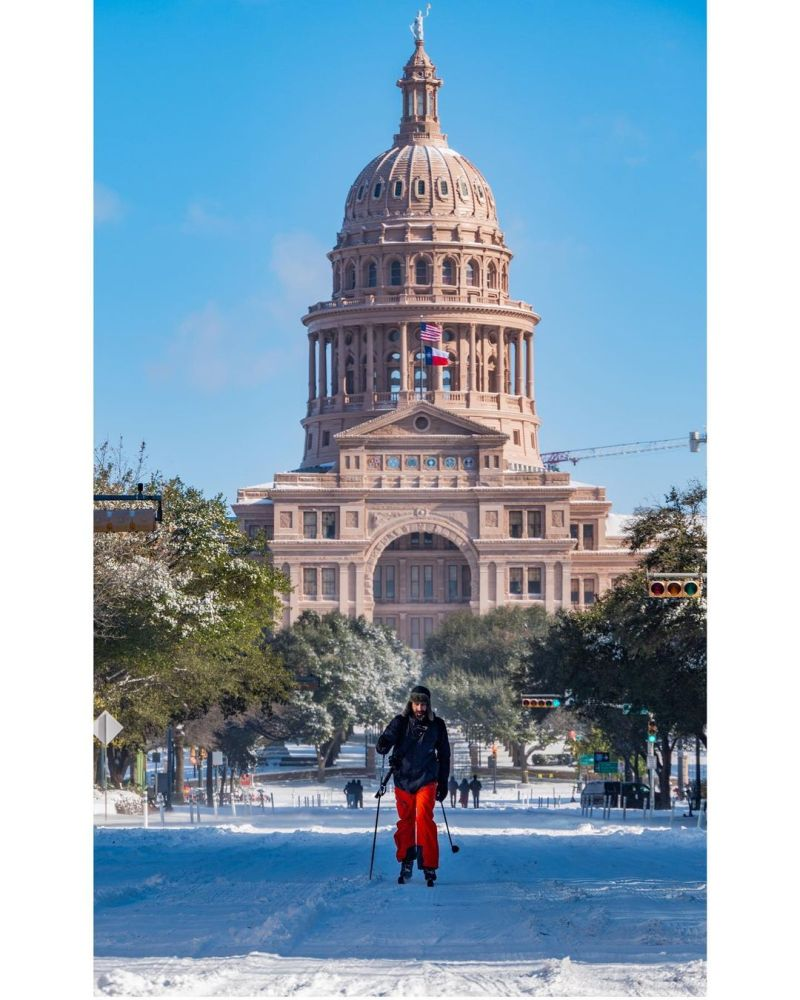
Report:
458,777,469,808
448,774,458,807
376,684,451,887
469,773,482,808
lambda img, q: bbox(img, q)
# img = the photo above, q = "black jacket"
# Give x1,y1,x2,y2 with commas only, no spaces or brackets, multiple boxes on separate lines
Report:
376,714,451,793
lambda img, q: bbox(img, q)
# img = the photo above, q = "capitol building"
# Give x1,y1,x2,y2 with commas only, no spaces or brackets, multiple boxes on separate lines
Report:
234,26,639,647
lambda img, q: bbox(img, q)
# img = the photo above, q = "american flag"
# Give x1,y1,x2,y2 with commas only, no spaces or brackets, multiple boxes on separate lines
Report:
419,322,443,342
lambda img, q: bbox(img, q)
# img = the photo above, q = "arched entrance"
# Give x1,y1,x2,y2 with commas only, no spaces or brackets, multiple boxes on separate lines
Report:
366,520,477,650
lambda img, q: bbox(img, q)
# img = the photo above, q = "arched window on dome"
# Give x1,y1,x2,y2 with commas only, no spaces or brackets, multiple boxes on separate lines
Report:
333,264,341,295
414,178,426,198
393,179,404,198
373,181,383,199
466,260,479,287
487,262,498,289
345,355,355,395
436,178,449,198
366,261,377,288
389,259,403,287
442,257,456,286
415,257,430,285
414,352,429,393
386,350,401,397
442,353,456,393
345,263,356,292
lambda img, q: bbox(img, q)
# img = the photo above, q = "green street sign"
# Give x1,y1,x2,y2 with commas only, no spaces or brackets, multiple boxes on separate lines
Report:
579,755,595,766
596,761,620,773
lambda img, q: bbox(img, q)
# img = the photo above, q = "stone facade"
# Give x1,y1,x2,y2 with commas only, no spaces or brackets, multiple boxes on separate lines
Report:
233,36,639,647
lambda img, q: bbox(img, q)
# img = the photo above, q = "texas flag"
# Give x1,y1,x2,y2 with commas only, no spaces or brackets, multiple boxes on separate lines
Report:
424,345,449,366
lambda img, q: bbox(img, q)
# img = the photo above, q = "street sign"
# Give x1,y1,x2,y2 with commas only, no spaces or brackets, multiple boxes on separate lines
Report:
596,761,619,773
94,710,123,746
647,754,656,770
579,754,595,766
211,751,223,766
594,751,610,766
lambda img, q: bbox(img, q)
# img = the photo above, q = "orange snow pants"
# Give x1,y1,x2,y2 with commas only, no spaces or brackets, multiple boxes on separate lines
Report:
393,781,439,870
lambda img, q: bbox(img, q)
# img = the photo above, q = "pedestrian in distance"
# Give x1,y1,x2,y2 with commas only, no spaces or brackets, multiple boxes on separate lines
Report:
469,773,482,808
376,684,451,887
448,774,458,807
344,779,355,808
355,778,364,808
458,777,469,808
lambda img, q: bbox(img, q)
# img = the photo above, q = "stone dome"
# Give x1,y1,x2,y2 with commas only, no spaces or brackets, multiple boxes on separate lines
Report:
343,144,499,228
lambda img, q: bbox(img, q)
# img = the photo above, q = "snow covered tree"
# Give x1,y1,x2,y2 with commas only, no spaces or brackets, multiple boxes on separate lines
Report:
93,441,291,787
245,611,417,780
422,606,555,781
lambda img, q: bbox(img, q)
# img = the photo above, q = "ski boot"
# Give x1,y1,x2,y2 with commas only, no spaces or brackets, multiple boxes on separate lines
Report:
398,846,417,884
423,868,437,888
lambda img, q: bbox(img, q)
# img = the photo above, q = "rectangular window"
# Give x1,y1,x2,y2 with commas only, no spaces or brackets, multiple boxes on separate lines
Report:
345,455,351,469
423,532,433,548
322,430,330,446
410,617,421,649
583,523,595,550
584,578,596,605
527,567,542,597
509,567,523,596
303,568,318,598
423,565,434,600
527,509,543,538
410,565,420,600
303,511,317,539
462,565,471,600
509,511,523,538
423,617,434,642
373,566,382,600
447,564,459,601
383,617,396,632
571,578,580,604
322,511,337,539
385,565,396,600
322,567,337,598
513,430,521,445
410,532,421,548
570,524,579,543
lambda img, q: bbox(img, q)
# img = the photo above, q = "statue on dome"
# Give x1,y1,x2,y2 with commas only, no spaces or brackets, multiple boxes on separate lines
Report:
410,5,431,43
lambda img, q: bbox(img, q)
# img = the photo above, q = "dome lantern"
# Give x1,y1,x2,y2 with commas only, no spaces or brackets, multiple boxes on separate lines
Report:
394,36,446,148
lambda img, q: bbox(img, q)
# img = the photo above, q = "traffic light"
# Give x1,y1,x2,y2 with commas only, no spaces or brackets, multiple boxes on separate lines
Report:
647,573,703,599
647,716,657,743
94,508,158,533
521,695,562,708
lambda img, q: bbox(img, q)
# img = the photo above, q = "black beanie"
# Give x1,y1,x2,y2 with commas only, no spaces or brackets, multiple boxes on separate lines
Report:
410,685,431,701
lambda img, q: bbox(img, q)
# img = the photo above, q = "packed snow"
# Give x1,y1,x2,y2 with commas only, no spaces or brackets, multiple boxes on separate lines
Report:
94,776,706,996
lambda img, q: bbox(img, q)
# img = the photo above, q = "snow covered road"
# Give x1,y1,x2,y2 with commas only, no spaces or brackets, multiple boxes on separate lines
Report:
94,801,706,995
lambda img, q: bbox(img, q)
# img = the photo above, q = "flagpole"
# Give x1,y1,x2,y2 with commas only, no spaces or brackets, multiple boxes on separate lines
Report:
419,314,423,400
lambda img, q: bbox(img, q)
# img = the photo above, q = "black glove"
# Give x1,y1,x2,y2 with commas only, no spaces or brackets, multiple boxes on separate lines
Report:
436,780,447,802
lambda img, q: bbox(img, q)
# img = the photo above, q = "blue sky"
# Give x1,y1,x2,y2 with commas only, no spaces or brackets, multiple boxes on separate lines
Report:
94,0,707,513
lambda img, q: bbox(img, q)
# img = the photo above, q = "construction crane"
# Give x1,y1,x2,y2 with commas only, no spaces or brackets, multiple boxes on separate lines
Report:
541,432,706,472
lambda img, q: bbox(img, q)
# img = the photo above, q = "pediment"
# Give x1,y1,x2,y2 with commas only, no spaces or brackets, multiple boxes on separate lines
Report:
335,401,507,444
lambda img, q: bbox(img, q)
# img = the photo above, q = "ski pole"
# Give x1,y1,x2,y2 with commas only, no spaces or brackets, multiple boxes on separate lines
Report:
439,799,461,853
369,758,394,880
